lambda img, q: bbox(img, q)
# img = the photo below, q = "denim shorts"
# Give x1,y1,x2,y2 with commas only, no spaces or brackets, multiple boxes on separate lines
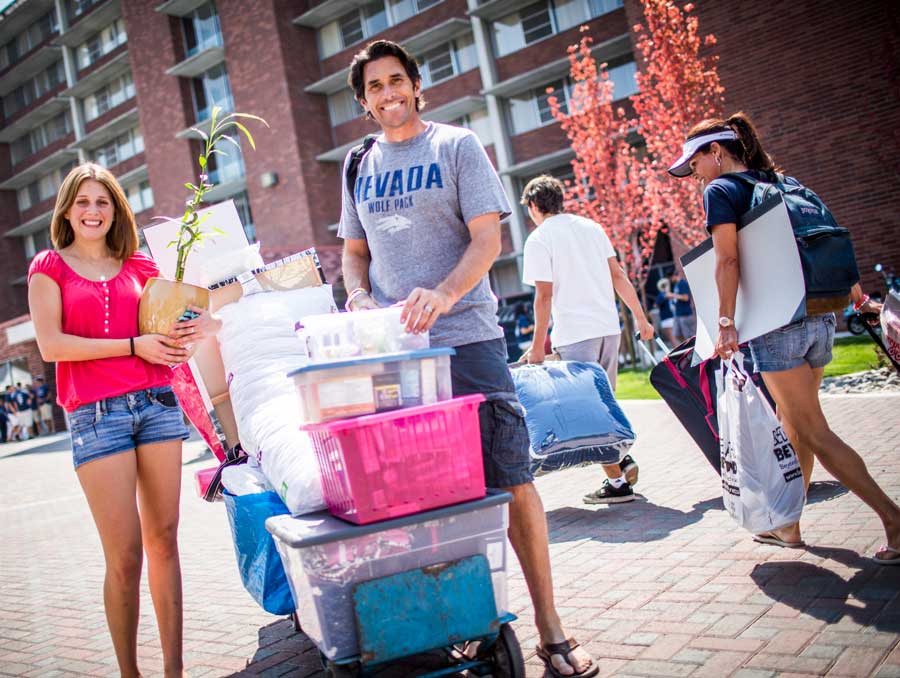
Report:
68,386,189,469
450,338,533,489
748,313,835,373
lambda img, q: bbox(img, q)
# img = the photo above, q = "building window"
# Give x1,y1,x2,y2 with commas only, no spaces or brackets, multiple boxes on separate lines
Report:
66,0,104,23
82,72,135,121
231,191,256,243
328,89,364,127
10,111,73,166
507,59,636,135
419,35,477,87
1,60,66,119
0,10,58,71
493,0,623,57
76,18,126,71
126,181,154,214
182,2,223,57
192,63,233,123
16,161,77,212
90,128,144,168
24,228,52,261
207,142,245,185
318,0,446,58
451,109,494,147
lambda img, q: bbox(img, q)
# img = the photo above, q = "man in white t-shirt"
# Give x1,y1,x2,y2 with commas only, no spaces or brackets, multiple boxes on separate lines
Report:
520,175,655,504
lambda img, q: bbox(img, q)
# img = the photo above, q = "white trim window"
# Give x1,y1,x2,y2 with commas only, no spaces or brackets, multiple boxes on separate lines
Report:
0,10,58,71
182,2,223,57
420,35,478,87
1,60,66,119
83,72,135,122
76,18,127,71
24,227,52,261
207,141,245,185
450,109,494,147
231,190,256,243
327,88,364,127
192,63,233,123
318,0,445,58
90,127,144,168
10,111,73,166
16,161,77,212
493,0,623,57
507,58,637,135
125,181,154,214
66,0,104,23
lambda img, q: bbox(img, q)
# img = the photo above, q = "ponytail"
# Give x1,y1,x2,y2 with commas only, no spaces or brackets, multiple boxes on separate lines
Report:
725,112,776,171
685,111,780,172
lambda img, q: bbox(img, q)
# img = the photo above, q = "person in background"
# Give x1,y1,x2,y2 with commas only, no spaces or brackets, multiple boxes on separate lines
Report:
4,385,19,441
13,382,31,441
35,376,54,434
520,174,654,505
514,302,534,353
655,277,675,347
668,269,695,344
668,110,899,564
28,162,220,677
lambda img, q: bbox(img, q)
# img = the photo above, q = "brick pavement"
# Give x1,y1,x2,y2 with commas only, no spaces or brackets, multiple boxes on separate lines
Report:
0,394,898,678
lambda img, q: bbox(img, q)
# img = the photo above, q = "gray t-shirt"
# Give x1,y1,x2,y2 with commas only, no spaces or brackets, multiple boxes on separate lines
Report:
338,122,511,348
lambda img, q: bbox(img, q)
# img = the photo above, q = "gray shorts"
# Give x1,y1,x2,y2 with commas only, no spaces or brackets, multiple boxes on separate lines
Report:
748,313,835,372
673,314,696,339
450,338,533,489
555,334,620,390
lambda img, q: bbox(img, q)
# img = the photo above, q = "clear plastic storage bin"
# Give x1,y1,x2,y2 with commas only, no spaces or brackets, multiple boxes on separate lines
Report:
266,492,510,661
289,347,453,422
299,306,429,361
301,394,486,524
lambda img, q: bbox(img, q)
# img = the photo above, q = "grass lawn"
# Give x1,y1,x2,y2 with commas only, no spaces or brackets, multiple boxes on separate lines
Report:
616,335,882,400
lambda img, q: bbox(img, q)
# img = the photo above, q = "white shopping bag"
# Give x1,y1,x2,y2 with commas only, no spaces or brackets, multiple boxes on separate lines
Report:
716,354,805,534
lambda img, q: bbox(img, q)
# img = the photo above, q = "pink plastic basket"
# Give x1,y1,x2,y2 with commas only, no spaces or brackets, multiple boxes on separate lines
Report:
301,394,487,524
195,466,218,498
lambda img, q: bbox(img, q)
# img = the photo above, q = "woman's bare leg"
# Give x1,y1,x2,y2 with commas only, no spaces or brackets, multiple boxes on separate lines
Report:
136,440,185,678
77,451,143,678
762,365,900,555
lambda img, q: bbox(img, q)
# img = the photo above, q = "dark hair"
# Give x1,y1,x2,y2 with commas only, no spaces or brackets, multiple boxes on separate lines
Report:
686,111,779,172
520,174,565,215
348,40,425,115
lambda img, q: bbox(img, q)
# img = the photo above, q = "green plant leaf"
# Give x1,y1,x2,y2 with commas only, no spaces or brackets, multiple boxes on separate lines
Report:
228,112,269,127
189,127,209,141
217,134,241,151
185,183,198,191
229,120,256,150
198,155,206,168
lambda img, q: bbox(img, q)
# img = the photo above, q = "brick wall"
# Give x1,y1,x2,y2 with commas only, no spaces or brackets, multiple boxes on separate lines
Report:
120,0,196,220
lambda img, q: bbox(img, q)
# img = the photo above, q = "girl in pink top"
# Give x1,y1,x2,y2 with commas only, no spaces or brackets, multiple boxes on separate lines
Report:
28,163,219,678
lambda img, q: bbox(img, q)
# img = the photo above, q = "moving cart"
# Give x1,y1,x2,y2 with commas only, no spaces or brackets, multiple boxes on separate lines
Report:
266,491,524,678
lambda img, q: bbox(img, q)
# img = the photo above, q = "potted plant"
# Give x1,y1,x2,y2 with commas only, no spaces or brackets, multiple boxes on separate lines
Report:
138,106,268,337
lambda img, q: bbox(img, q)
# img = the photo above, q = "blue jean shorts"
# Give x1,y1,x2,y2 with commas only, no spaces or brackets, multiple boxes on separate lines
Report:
68,386,189,469
450,338,533,489
748,313,835,373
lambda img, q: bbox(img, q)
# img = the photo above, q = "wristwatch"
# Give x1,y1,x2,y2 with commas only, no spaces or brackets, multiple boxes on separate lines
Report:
718,316,734,329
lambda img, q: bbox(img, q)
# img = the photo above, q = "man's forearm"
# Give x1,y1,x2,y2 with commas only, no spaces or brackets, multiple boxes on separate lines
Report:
532,295,551,351
613,274,648,323
435,229,501,305
342,249,371,293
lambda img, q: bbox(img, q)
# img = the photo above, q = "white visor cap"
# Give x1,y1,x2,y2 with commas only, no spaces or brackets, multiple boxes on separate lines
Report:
667,130,738,177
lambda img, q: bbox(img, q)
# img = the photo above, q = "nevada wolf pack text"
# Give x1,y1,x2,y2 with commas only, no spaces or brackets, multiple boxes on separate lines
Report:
354,163,444,214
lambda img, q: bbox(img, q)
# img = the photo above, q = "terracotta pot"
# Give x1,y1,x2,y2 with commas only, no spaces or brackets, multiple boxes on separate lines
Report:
138,277,210,337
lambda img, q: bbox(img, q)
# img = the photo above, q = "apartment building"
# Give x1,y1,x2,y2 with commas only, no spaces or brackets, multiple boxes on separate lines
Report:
0,0,897,415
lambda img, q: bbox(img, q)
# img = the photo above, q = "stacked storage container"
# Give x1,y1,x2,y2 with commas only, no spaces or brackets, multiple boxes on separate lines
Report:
267,306,512,663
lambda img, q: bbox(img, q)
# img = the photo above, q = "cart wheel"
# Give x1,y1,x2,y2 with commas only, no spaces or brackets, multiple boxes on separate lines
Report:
325,660,360,678
489,624,525,678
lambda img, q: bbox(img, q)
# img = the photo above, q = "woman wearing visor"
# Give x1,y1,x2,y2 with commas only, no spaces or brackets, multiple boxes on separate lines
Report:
667,112,899,565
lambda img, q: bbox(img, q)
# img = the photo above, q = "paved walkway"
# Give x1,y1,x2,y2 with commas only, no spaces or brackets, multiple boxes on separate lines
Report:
0,394,898,677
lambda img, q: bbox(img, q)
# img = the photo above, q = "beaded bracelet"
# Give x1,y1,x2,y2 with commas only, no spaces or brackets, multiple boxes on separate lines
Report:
344,287,370,312
853,294,870,312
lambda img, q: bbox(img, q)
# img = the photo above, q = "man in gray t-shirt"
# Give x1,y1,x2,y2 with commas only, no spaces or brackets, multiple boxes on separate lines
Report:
338,40,597,678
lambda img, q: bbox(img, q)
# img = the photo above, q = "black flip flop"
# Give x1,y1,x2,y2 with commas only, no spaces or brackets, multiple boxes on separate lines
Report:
535,637,599,678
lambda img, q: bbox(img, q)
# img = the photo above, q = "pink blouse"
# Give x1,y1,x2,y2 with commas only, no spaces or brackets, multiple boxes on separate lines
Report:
27,250,172,412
